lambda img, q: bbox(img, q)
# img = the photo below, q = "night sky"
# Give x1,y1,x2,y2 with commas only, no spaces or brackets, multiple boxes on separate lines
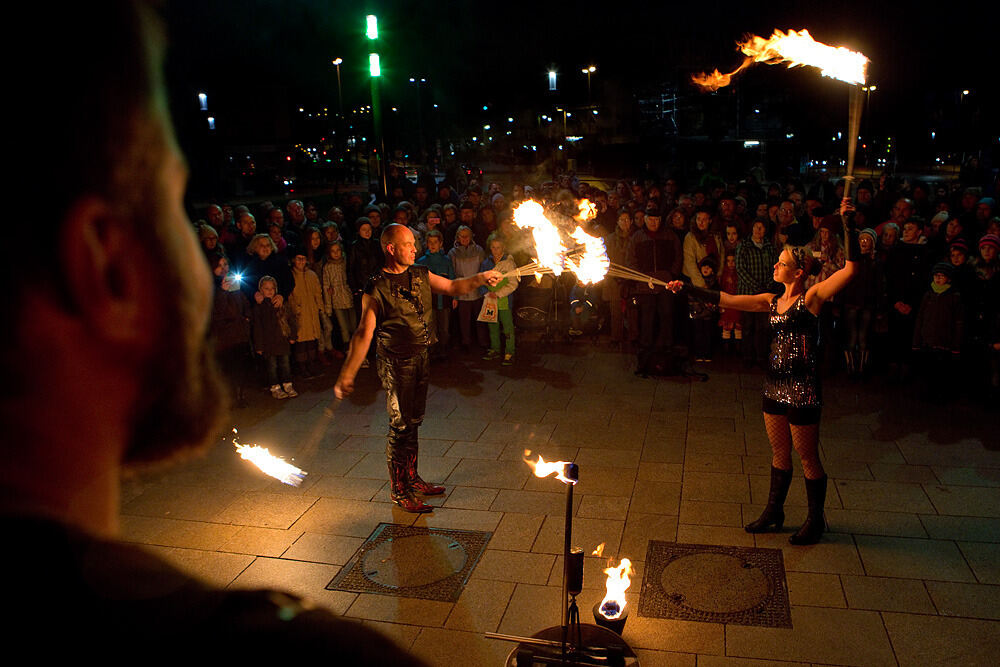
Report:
163,1,995,146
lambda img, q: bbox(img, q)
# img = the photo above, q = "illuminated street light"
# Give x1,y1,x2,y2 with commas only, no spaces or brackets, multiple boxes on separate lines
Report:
331,58,343,117
581,65,596,102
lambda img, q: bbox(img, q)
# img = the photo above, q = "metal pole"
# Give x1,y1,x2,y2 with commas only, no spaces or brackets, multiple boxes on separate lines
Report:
371,74,387,200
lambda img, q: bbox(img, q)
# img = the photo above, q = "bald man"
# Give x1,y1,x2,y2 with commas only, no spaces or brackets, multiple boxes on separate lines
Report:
335,224,500,512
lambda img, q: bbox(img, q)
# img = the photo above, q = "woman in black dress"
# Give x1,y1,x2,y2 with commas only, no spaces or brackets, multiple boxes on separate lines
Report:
672,199,858,544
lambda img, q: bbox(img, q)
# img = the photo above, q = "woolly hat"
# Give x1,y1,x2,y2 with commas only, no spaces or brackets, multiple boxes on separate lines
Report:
931,211,950,226
949,238,969,255
931,261,953,278
979,197,996,210
979,233,1000,251
859,228,877,245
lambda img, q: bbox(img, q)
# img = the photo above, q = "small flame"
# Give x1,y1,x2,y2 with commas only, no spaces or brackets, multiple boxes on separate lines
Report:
598,558,633,620
232,428,307,487
690,67,737,92
523,450,576,485
692,28,868,91
575,199,597,222
592,543,606,557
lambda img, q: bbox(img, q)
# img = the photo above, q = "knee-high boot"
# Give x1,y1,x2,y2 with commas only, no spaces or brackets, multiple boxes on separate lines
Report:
745,467,793,533
790,475,828,545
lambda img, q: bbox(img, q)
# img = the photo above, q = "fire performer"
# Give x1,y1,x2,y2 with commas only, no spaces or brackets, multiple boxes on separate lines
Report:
334,224,500,512
669,199,859,544
3,2,427,662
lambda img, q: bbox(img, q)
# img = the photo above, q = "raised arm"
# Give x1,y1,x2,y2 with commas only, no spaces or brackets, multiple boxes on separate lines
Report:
807,198,858,310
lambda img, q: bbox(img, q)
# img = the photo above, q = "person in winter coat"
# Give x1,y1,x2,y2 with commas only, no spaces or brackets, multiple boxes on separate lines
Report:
416,229,455,359
288,248,325,379
912,262,963,400
209,254,252,407
448,225,487,349
479,233,519,364
322,241,355,352
252,276,297,399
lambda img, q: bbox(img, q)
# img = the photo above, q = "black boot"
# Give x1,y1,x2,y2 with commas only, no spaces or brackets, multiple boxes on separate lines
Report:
790,475,828,545
745,467,793,533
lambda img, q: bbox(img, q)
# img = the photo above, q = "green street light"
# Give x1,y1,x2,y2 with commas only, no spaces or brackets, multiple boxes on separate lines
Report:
369,53,381,77
366,15,378,40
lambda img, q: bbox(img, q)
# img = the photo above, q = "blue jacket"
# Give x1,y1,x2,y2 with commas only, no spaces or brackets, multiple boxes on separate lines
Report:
417,249,455,309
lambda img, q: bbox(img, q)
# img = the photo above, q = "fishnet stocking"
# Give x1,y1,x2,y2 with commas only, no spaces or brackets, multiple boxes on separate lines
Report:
763,413,793,471
790,423,824,479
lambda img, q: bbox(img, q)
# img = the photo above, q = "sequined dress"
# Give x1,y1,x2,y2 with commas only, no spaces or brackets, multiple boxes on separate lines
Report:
764,293,821,407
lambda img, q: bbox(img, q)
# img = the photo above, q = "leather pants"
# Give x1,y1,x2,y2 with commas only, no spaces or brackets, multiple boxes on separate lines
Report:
376,348,429,499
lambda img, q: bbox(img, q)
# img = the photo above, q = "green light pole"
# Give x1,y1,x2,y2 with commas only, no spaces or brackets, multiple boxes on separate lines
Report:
367,15,387,200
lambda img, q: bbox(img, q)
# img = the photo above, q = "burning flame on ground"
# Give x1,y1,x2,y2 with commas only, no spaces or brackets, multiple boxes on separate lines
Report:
523,450,576,485
693,28,869,91
232,428,307,487
598,558,633,620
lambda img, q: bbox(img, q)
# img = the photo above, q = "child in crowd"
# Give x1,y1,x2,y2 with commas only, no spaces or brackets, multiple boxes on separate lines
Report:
689,256,719,361
416,229,456,360
479,233,519,364
288,248,325,379
569,280,597,337
209,255,252,407
718,252,741,349
252,276,297,399
322,241,356,355
912,262,963,400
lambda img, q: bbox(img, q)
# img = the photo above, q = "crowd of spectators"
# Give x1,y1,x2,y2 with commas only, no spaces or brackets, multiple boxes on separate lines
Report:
196,163,1000,403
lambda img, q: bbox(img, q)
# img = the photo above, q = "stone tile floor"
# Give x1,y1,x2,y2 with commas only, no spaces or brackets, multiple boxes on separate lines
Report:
121,343,1000,666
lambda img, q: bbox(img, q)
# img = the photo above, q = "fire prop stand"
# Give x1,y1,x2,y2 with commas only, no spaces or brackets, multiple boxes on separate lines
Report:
486,462,636,667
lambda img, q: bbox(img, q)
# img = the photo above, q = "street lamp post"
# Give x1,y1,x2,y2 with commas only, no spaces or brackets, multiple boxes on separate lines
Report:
581,65,596,103
409,77,427,164
332,58,343,118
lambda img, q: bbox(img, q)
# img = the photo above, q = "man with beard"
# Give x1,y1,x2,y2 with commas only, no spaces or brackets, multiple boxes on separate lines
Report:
335,224,500,512
2,3,426,663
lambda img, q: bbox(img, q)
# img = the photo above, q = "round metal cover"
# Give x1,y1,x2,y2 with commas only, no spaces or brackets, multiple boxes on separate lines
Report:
660,553,770,614
361,534,468,589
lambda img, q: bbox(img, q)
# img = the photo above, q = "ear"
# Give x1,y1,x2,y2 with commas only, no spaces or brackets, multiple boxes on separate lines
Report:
59,197,150,344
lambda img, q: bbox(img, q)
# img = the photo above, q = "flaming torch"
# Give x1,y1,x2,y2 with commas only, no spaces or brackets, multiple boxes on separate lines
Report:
693,28,870,198
232,428,307,487
593,558,633,635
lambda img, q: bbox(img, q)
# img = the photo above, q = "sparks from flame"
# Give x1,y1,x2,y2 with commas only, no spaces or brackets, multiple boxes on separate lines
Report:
692,28,869,91
598,558,633,620
232,428,307,487
523,449,576,485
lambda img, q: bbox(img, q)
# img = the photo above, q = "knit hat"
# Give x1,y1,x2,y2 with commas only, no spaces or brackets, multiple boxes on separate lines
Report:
932,261,953,278
859,228,877,245
979,233,1000,251
979,197,996,210
931,211,950,227
949,238,969,255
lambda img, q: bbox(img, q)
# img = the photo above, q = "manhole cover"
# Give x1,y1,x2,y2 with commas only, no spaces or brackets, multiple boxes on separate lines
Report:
660,553,770,614
638,541,791,628
327,523,492,602
362,534,468,588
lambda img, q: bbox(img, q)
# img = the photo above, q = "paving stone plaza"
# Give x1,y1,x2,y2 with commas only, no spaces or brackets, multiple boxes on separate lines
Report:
121,346,999,666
